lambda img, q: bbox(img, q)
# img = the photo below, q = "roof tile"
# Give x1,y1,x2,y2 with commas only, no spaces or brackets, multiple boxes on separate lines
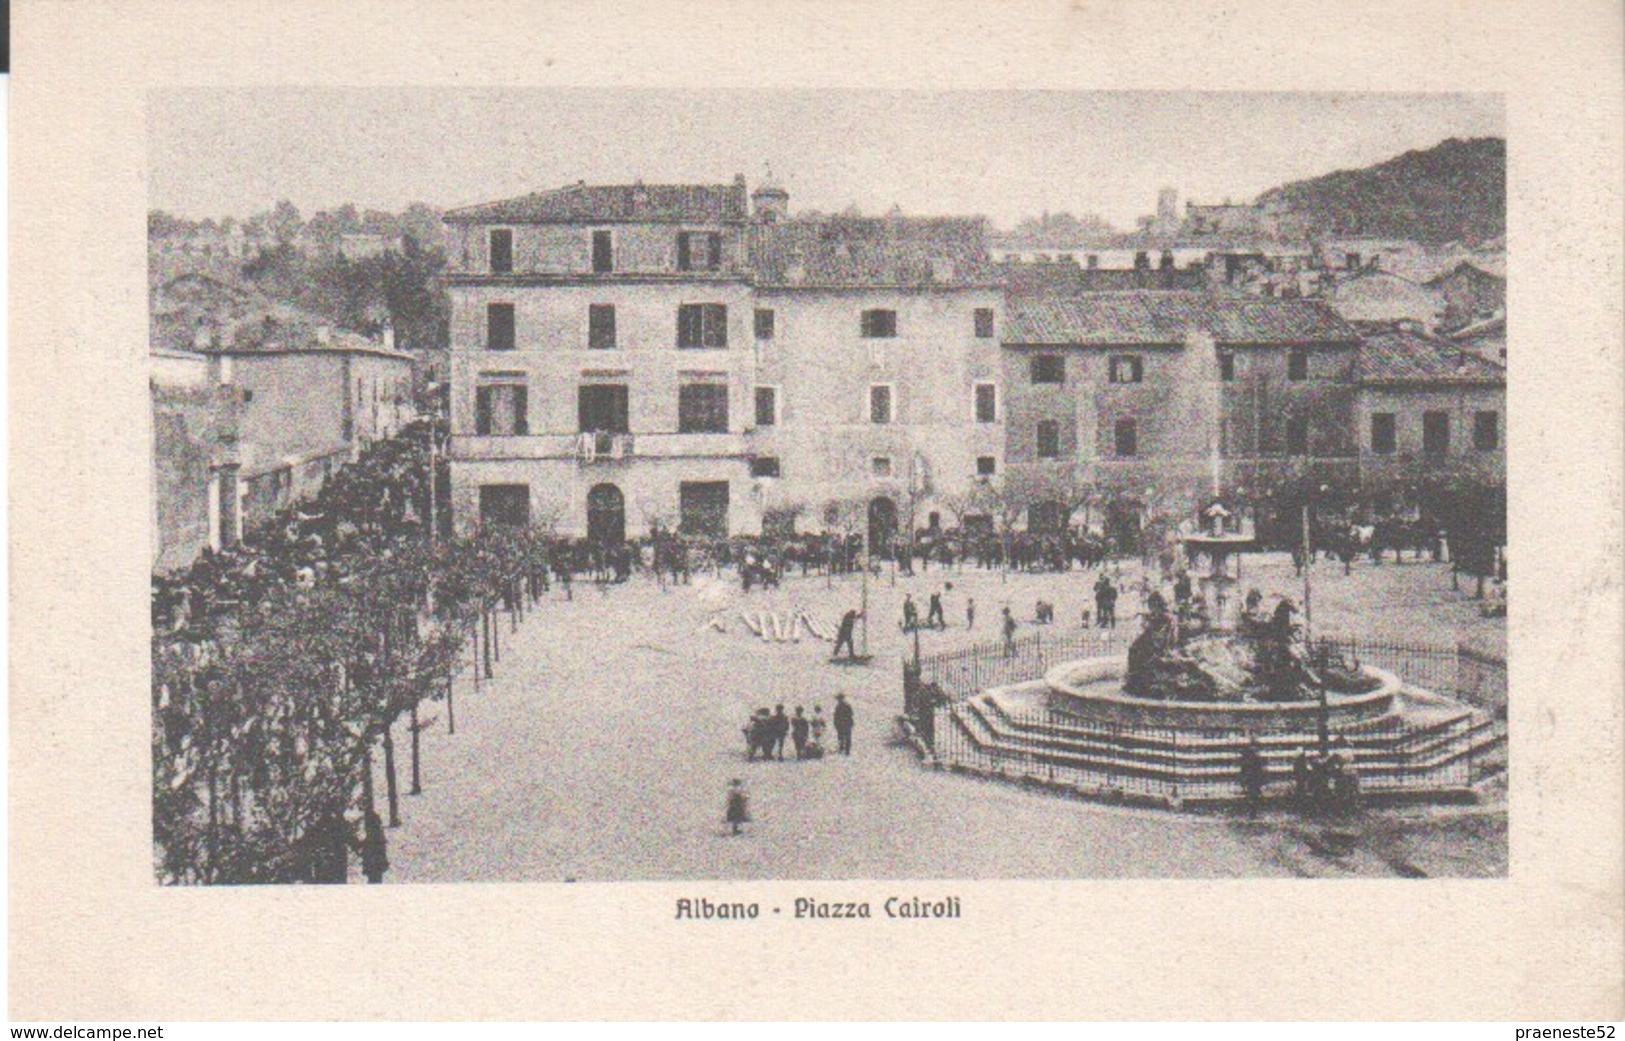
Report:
446,182,749,224
1002,291,1358,346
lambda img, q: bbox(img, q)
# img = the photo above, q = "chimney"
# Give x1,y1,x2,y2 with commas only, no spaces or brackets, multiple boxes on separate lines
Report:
382,325,396,351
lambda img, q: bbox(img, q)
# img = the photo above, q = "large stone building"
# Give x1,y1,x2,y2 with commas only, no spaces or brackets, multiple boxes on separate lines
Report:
443,179,758,540
443,179,1002,546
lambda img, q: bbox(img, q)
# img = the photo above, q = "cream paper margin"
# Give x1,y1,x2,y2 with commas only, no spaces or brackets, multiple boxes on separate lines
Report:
8,0,1622,1021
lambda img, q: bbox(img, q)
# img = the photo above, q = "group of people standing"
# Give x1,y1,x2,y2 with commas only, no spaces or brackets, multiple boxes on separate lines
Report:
743,695,855,762
728,695,857,837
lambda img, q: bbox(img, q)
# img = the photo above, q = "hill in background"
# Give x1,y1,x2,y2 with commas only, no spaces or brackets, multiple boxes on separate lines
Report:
1258,137,1505,246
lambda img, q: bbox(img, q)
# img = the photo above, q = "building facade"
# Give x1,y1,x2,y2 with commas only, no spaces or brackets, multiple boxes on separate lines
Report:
444,179,758,540
1354,323,1507,502
442,177,1504,547
1001,292,1363,545
443,181,1003,544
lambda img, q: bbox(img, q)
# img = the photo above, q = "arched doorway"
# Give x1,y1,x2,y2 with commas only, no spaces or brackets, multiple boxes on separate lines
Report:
586,483,626,545
1028,500,1069,535
867,496,898,557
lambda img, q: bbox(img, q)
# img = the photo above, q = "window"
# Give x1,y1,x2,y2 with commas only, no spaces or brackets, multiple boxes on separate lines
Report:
860,309,898,338
475,381,529,436
588,304,617,350
974,308,995,338
678,383,729,433
578,384,629,434
1371,412,1396,455
1114,418,1137,457
869,384,893,424
1286,416,1309,456
1109,355,1144,384
754,308,775,340
1036,420,1061,459
1218,351,1235,382
976,456,997,476
591,230,613,273
677,231,722,272
974,382,997,423
1474,410,1500,451
489,228,513,274
871,457,892,477
1288,349,1309,381
750,456,781,478
486,303,516,351
1030,354,1065,384
1423,411,1451,456
677,303,728,349
754,386,778,427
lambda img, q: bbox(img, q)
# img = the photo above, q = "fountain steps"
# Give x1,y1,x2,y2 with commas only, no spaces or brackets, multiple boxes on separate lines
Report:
944,690,1504,802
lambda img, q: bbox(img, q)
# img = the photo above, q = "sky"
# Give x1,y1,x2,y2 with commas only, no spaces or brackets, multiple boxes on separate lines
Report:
149,89,1503,230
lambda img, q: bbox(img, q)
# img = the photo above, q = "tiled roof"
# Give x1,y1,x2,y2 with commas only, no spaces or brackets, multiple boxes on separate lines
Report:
1000,262,1207,295
750,216,997,288
1445,313,1506,340
1356,325,1506,385
445,181,749,225
1002,291,1358,346
1423,259,1507,287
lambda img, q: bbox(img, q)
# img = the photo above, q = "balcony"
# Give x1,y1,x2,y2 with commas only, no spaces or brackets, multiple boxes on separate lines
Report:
575,431,635,463
450,430,749,464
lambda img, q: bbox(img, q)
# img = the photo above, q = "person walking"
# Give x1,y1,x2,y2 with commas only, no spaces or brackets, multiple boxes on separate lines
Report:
832,608,861,660
902,594,918,633
360,807,389,884
791,707,810,759
1094,575,1119,629
1001,606,1017,657
770,704,790,761
833,693,855,756
966,596,976,630
725,779,750,836
927,589,946,630
1238,737,1267,818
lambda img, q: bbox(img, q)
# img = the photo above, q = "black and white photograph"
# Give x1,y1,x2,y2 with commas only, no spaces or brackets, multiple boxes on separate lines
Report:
147,88,1511,885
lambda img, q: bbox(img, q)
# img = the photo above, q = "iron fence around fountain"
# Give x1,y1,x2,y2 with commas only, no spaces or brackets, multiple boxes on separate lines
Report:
915,630,1506,711
909,631,1506,807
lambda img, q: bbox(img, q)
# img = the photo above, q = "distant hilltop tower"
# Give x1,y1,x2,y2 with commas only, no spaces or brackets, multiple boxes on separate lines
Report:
1157,187,1179,230
752,165,789,223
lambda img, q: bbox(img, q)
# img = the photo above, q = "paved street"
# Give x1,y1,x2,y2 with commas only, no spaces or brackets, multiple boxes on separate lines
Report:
378,552,1507,881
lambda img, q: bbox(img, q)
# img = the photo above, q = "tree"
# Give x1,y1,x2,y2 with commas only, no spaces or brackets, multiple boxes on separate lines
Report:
267,200,304,246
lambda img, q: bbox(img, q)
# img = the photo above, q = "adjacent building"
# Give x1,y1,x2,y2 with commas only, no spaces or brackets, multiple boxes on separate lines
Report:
1001,292,1362,545
1354,322,1507,502
150,272,414,568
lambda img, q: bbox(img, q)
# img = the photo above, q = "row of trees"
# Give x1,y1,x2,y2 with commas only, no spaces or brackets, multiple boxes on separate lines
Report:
153,440,554,883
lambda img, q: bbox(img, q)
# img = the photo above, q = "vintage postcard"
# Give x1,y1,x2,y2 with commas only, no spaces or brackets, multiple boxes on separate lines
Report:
10,0,1622,1023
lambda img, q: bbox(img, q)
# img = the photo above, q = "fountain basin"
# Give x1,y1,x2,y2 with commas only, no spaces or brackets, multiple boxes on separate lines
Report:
1043,656,1402,731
